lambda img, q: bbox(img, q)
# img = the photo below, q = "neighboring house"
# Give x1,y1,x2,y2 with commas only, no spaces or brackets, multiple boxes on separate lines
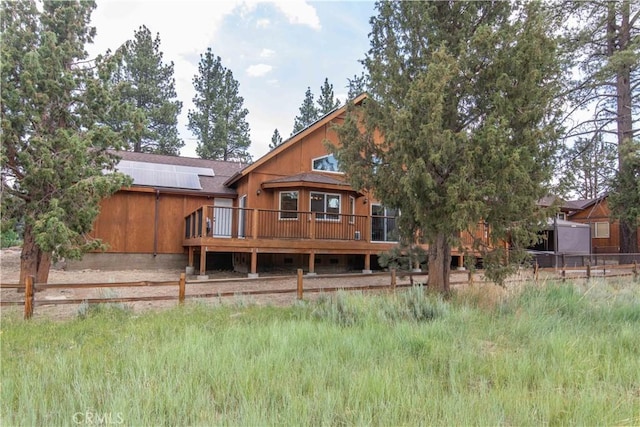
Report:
74,95,488,276
533,195,640,262
565,195,640,254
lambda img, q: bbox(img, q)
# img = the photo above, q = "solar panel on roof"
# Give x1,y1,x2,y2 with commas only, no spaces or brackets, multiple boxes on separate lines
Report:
116,160,215,190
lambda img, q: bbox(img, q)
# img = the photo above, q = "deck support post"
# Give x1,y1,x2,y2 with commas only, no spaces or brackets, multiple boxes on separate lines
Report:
252,209,259,239
198,247,207,279
307,251,316,276
249,250,258,278
201,207,207,237
363,252,372,274
186,247,195,275
457,255,465,271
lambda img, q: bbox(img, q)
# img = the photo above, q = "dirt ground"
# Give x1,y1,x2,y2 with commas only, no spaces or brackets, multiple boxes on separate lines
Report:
0,247,423,320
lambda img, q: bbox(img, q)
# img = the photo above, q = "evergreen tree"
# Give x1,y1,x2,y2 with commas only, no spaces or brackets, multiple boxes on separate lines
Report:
269,128,283,150
317,77,340,115
609,138,640,244
188,48,251,162
333,1,561,292
557,0,639,253
557,136,617,199
292,87,319,135
0,0,131,284
108,25,183,155
347,72,367,100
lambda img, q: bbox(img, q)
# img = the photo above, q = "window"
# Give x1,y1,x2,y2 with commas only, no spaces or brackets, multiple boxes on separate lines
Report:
311,192,340,220
593,222,610,238
371,204,398,242
349,196,355,224
279,191,298,219
557,212,566,220
312,154,341,173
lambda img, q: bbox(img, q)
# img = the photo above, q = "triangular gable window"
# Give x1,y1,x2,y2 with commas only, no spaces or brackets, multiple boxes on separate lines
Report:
312,154,341,173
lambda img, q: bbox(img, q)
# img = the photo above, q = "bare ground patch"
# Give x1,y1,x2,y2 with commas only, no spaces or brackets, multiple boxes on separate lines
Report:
1,248,419,320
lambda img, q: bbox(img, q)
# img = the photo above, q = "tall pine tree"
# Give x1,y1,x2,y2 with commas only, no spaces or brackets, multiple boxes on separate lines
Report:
108,25,183,155
317,77,340,115
292,87,319,135
557,136,617,199
269,128,283,150
1,0,130,284
334,1,562,292
188,48,251,162
347,72,367,100
557,0,639,253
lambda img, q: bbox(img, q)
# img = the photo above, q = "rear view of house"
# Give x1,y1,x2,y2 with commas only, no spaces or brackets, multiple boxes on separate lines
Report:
75,97,489,276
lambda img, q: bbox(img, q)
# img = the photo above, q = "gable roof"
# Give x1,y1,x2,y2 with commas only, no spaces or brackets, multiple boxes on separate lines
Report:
537,195,609,212
112,150,245,195
537,195,575,211
565,195,606,211
224,93,368,187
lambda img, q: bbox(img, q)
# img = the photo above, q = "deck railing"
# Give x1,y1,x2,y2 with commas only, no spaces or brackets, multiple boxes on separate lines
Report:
184,205,490,246
185,206,396,242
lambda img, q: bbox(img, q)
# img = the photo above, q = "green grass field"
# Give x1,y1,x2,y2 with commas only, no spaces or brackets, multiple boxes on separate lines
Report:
2,279,639,426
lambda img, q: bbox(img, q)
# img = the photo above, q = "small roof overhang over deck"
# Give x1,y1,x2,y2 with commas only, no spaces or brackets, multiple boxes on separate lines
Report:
260,172,363,195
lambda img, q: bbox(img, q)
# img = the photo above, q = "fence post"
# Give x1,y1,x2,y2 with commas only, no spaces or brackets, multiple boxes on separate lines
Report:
297,269,304,300
24,275,34,320
633,261,638,281
391,268,397,292
586,261,591,281
178,273,186,304
468,269,474,286
562,265,566,283
534,261,539,283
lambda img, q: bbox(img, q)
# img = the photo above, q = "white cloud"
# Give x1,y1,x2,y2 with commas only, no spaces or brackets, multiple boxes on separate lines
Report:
246,63,273,77
259,48,275,58
271,0,321,30
256,18,270,28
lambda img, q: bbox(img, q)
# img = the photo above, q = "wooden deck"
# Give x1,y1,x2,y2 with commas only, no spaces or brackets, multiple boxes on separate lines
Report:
183,205,490,276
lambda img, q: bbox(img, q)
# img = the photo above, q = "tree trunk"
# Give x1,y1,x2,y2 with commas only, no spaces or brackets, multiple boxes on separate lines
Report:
19,225,39,285
36,251,52,284
611,1,637,255
427,232,451,294
19,224,52,285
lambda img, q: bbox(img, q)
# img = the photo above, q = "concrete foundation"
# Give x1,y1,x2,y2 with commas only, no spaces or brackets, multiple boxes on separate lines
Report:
66,253,188,271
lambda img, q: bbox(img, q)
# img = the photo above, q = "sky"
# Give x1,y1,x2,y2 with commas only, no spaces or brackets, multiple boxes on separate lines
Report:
87,0,376,160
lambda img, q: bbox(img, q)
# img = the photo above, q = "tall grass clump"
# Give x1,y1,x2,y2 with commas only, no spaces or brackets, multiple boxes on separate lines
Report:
2,279,639,426
76,289,133,319
312,286,448,325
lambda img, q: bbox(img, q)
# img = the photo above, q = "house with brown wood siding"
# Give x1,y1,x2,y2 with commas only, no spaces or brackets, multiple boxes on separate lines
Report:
565,195,640,254
75,95,488,276
68,151,245,271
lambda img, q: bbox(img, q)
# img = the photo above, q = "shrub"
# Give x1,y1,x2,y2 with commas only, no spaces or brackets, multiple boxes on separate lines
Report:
1,228,21,248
